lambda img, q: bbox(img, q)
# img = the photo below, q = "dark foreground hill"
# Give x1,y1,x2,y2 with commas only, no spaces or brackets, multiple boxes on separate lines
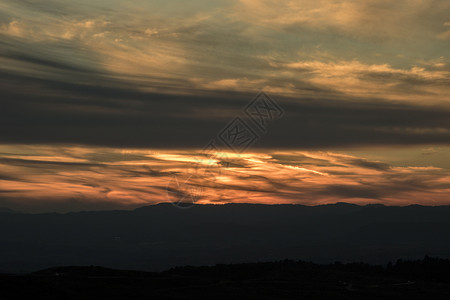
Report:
1,257,450,299
1,203,450,273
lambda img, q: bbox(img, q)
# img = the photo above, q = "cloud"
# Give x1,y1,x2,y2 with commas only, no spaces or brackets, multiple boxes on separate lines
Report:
234,0,450,39
0,20,25,37
438,30,450,40
0,0,449,149
270,60,450,103
1,70,450,149
0,145,449,212
1,0,449,103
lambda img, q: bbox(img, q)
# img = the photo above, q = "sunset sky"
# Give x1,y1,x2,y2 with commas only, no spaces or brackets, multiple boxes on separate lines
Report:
1,0,449,212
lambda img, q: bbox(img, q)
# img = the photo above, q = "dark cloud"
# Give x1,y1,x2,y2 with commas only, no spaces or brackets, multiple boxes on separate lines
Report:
1,70,449,149
0,157,99,167
0,174,21,181
2,52,91,73
345,158,391,171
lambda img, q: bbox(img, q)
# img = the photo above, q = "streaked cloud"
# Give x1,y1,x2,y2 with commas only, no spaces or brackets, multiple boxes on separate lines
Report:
0,145,449,212
270,59,450,102
1,0,449,101
234,0,450,43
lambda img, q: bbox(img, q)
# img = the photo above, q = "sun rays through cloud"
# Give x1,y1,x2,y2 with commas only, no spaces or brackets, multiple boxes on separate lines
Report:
0,145,449,212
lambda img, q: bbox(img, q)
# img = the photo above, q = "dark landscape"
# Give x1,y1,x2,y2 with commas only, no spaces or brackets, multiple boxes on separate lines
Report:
2,0,450,298
1,203,450,274
1,257,450,299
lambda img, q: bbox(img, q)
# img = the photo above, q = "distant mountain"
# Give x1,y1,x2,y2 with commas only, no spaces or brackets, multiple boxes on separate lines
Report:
1,203,450,273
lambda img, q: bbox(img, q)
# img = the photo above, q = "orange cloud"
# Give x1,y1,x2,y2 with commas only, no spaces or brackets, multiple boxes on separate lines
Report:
0,145,449,212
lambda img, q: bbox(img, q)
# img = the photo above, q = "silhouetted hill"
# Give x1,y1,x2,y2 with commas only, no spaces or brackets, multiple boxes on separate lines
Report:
1,203,450,273
0,257,449,299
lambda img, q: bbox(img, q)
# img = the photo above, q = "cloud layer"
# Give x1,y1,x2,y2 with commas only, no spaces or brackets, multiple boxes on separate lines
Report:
1,0,449,149
0,145,449,212
1,0,450,100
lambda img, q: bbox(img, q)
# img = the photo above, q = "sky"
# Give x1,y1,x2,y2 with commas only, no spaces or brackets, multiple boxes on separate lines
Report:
0,0,449,212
